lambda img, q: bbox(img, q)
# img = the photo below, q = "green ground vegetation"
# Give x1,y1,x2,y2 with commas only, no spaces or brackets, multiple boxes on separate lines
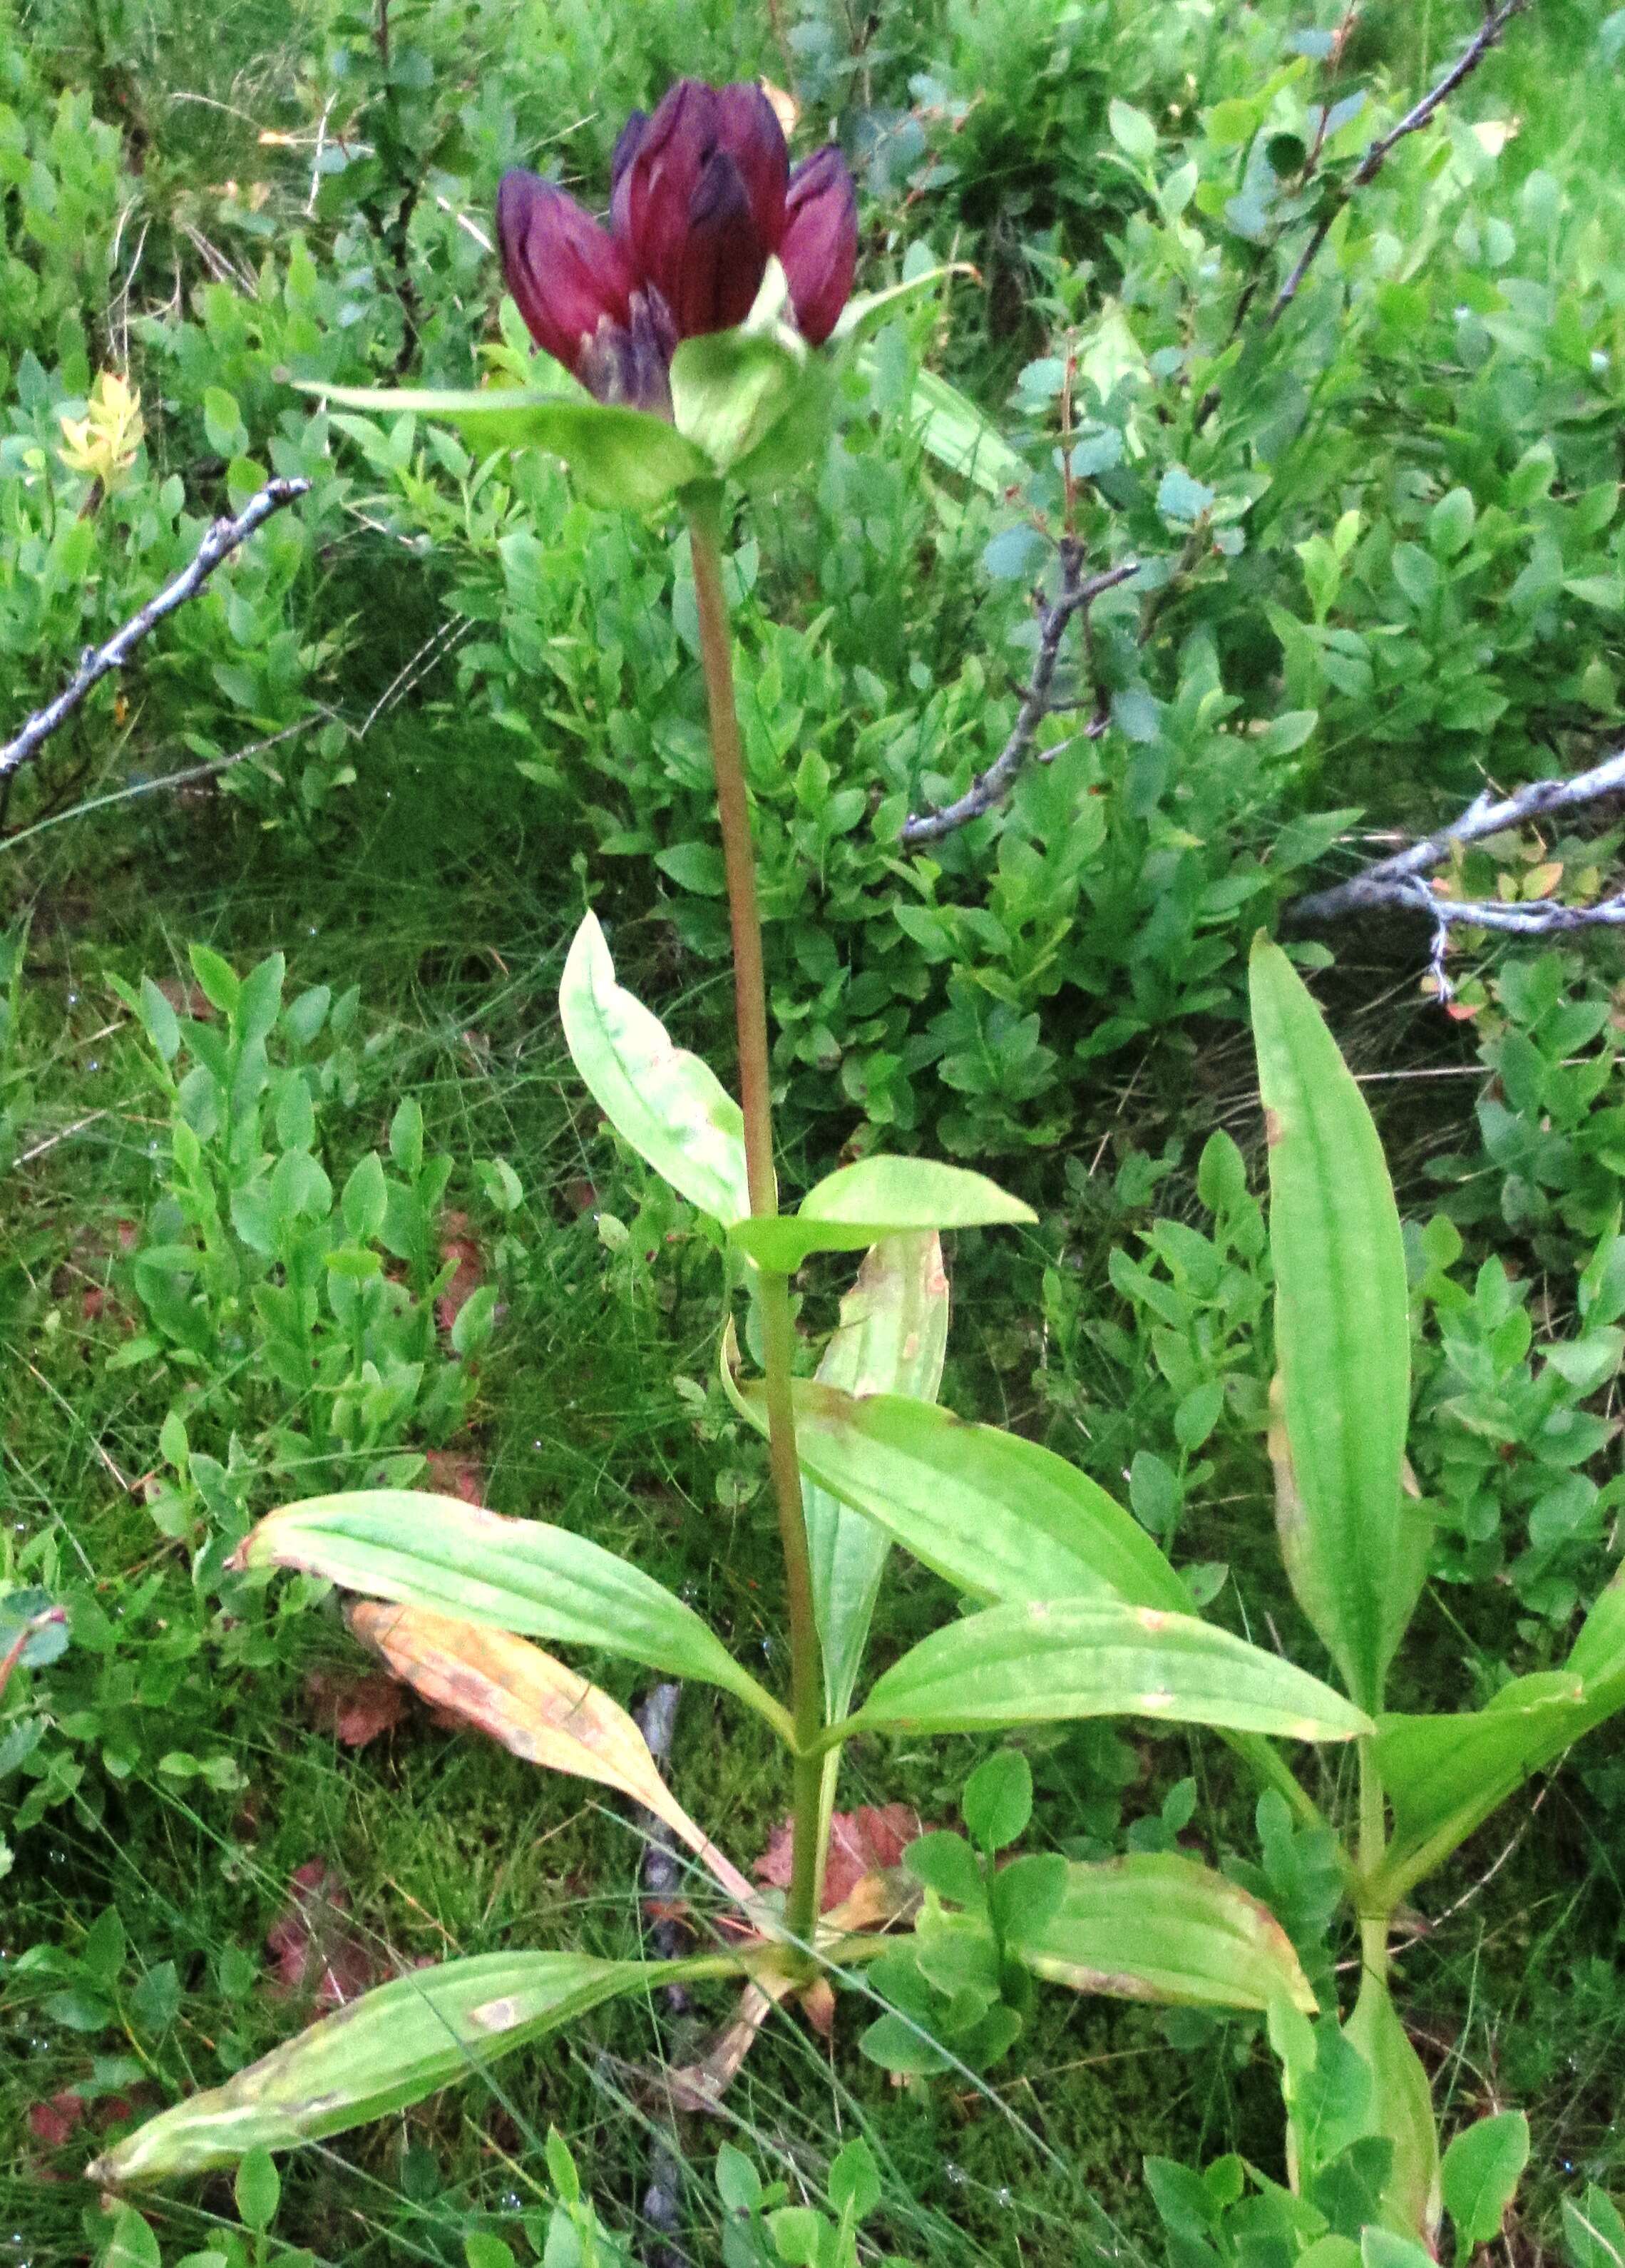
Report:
3,0,1625,2259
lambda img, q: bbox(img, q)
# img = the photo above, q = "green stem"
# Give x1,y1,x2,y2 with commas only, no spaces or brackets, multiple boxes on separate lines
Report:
1357,1736,1390,1988
687,484,824,1971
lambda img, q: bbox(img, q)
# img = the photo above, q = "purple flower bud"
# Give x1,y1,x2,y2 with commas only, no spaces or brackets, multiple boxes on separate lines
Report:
615,76,789,342
713,81,788,249
496,170,635,377
618,79,720,325
608,108,647,240
668,149,768,337
779,146,858,347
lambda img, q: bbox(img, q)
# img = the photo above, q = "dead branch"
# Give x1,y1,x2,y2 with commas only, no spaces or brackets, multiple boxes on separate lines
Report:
1197,0,1529,427
1288,743,1625,995
1269,0,1531,325
899,548,1140,846
0,477,311,786
1291,746,1625,923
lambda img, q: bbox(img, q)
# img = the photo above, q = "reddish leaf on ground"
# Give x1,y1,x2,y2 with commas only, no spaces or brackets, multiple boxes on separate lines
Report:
265,1860,379,2008
423,1449,486,1505
563,1178,599,1217
304,1667,409,1748
754,1804,923,1910
436,1210,484,1335
154,977,216,1022
27,2092,84,2147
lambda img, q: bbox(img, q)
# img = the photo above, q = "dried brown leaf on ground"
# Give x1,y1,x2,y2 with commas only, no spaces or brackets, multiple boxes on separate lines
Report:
304,1666,410,1748
264,1859,380,2009
422,1448,486,1504
153,977,215,1021
435,1210,484,1334
27,2093,84,2148
754,1802,923,1909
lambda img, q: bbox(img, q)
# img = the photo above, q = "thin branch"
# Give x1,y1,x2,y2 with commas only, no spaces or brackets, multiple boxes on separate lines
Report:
1269,0,1530,325
0,717,325,854
899,551,1140,846
0,478,311,785
1291,745,1625,924
1288,743,1625,998
1196,0,1528,427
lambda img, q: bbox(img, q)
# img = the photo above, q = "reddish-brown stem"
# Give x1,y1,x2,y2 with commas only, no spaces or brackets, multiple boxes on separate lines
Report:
686,484,824,1969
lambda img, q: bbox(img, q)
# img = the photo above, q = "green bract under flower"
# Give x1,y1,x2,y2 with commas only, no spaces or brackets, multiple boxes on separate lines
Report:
298,264,955,511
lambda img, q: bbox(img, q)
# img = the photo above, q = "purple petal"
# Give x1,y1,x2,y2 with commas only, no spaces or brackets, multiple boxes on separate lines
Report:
714,81,788,249
496,170,635,372
669,148,768,336
622,78,719,309
780,145,858,344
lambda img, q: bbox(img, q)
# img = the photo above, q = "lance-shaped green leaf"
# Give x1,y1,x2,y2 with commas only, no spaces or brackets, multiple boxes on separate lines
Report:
560,911,749,1225
1012,1852,1317,2013
1251,937,1426,1712
1563,2185,1625,2268
1373,1570,1625,1896
1567,1562,1625,1695
1373,1563,1625,1896
237,1491,789,1741
91,1948,729,2181
297,382,711,509
831,1598,1372,1745
897,364,1028,496
806,1235,950,1720
729,1156,1033,1270
831,267,961,348
1345,1971,1440,2241
1373,1675,1586,1898
725,1364,1188,1615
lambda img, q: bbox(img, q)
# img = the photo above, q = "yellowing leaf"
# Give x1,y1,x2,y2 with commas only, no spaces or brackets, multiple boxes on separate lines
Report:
349,1603,755,1907
58,370,144,489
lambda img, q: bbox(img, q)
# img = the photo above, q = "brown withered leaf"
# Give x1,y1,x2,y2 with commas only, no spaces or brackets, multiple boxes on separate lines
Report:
798,1977,836,2038
265,1860,379,2008
754,1803,923,1909
304,1667,409,1749
665,1973,794,2113
155,977,215,1022
423,1448,486,1505
664,1866,920,2113
27,2092,84,2148
436,1210,484,1335
348,1602,754,1907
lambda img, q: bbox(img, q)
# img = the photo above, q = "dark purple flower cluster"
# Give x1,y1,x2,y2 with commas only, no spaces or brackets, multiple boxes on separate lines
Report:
497,79,858,416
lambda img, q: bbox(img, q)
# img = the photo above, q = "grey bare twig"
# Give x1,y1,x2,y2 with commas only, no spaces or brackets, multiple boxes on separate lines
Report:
0,477,312,786
900,548,1140,846
1196,0,1529,429
1290,743,1625,996
632,1681,692,2268
1269,0,1530,325
1292,745,1625,923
